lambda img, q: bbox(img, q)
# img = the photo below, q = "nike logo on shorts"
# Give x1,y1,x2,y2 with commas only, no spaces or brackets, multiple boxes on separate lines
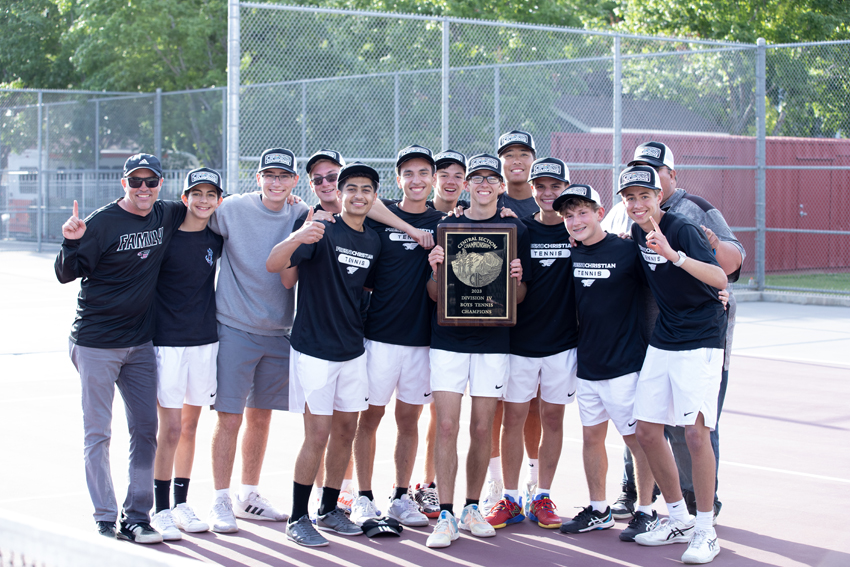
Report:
424,392,431,397
365,397,369,402
627,420,637,427
495,385,503,389
684,411,694,416
210,392,216,397
567,391,576,397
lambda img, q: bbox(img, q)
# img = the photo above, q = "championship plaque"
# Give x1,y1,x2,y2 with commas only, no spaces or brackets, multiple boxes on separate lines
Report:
436,224,517,327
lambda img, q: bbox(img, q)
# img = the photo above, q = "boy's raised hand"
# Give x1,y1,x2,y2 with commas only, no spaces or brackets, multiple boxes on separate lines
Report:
646,216,675,261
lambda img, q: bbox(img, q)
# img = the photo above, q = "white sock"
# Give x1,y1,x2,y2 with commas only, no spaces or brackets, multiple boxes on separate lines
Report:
215,488,230,500
695,510,713,530
637,504,653,515
667,499,689,522
527,459,539,484
504,489,519,501
341,478,353,493
487,457,502,482
240,484,259,501
590,500,607,513
535,487,551,499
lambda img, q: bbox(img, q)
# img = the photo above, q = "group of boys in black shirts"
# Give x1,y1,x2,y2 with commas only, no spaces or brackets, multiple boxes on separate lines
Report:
56,131,742,565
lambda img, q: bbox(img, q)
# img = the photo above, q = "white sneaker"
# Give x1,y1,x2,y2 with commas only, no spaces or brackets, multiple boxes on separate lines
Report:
459,503,496,538
480,478,503,516
172,503,209,533
337,487,356,514
682,527,720,564
426,511,459,548
349,495,381,526
387,494,429,527
234,492,288,522
209,495,239,534
151,509,181,541
522,480,537,517
635,516,696,546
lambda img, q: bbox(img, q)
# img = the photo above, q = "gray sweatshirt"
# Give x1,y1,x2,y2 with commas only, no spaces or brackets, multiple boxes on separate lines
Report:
602,188,745,369
209,192,308,336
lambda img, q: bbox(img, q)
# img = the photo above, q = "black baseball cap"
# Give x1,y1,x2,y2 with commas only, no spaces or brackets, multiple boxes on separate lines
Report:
183,167,223,196
435,150,467,172
258,148,297,174
553,184,602,211
338,161,380,189
361,518,403,538
529,157,570,184
497,130,536,156
396,145,435,172
618,165,663,193
627,141,675,170
466,153,502,179
305,149,345,175
124,153,162,178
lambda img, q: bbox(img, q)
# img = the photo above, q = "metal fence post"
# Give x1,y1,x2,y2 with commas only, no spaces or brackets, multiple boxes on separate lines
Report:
441,17,449,151
37,91,43,252
221,87,227,174
494,66,500,149
755,38,766,291
154,88,162,157
94,99,100,204
394,73,400,152
612,35,622,202
227,0,240,193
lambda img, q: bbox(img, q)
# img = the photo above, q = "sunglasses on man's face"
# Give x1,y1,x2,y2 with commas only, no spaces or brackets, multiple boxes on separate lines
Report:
311,173,338,186
125,176,161,188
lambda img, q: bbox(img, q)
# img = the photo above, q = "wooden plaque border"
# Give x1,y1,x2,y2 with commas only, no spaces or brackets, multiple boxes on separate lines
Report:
436,223,517,327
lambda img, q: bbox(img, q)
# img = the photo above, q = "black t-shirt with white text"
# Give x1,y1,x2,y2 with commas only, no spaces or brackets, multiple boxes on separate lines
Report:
293,202,327,231
365,203,445,347
631,212,727,351
510,215,578,357
289,217,382,361
55,199,186,348
572,233,647,380
154,227,223,347
430,213,532,354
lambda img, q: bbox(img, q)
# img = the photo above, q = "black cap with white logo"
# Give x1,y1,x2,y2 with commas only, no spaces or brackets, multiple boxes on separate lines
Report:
338,161,380,189
183,167,223,195
258,148,297,174
529,157,570,184
553,184,602,211
497,130,536,156
396,145,435,172
124,153,162,178
618,165,663,193
466,154,502,179
627,141,675,170
434,150,467,172
305,149,345,175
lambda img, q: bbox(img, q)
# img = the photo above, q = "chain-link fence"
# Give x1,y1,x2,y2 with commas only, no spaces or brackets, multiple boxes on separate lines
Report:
2,3,849,295
0,87,226,247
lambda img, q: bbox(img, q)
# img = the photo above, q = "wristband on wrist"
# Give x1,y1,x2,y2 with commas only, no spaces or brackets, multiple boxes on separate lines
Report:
430,271,437,282
673,250,687,267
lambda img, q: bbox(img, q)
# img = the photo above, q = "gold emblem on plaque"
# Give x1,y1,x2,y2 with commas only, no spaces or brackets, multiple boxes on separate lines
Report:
451,247,503,287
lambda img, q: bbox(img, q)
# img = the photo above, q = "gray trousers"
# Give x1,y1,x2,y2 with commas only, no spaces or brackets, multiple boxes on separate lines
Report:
70,340,158,524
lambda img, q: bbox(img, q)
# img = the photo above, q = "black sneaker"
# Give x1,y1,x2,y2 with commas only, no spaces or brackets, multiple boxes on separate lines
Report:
559,506,615,534
117,521,163,544
610,486,636,520
96,521,116,538
619,510,658,542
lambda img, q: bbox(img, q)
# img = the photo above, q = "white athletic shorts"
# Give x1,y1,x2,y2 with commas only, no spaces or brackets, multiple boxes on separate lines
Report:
365,340,431,406
429,349,509,398
288,348,368,416
155,343,219,408
506,349,578,404
577,372,639,435
633,346,723,430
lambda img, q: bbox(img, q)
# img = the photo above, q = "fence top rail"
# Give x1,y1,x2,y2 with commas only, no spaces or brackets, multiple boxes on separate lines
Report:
0,88,134,95
767,39,850,49
239,2,748,48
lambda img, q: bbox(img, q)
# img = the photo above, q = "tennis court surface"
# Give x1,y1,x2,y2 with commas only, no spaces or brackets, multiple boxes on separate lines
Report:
2,247,848,566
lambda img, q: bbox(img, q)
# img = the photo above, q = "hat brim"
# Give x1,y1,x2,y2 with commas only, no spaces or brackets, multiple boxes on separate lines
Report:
627,157,666,169
306,156,342,174
435,157,466,171
397,153,436,170
125,166,162,177
466,168,502,179
617,181,659,194
183,181,223,195
553,194,596,210
258,163,296,174
498,142,535,156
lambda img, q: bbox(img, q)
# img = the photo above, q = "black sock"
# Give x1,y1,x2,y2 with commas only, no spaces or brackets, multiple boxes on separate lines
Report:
465,498,479,507
319,487,341,516
440,503,453,515
393,486,407,501
358,490,374,502
154,479,171,513
173,477,190,506
290,482,313,523
428,481,437,489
